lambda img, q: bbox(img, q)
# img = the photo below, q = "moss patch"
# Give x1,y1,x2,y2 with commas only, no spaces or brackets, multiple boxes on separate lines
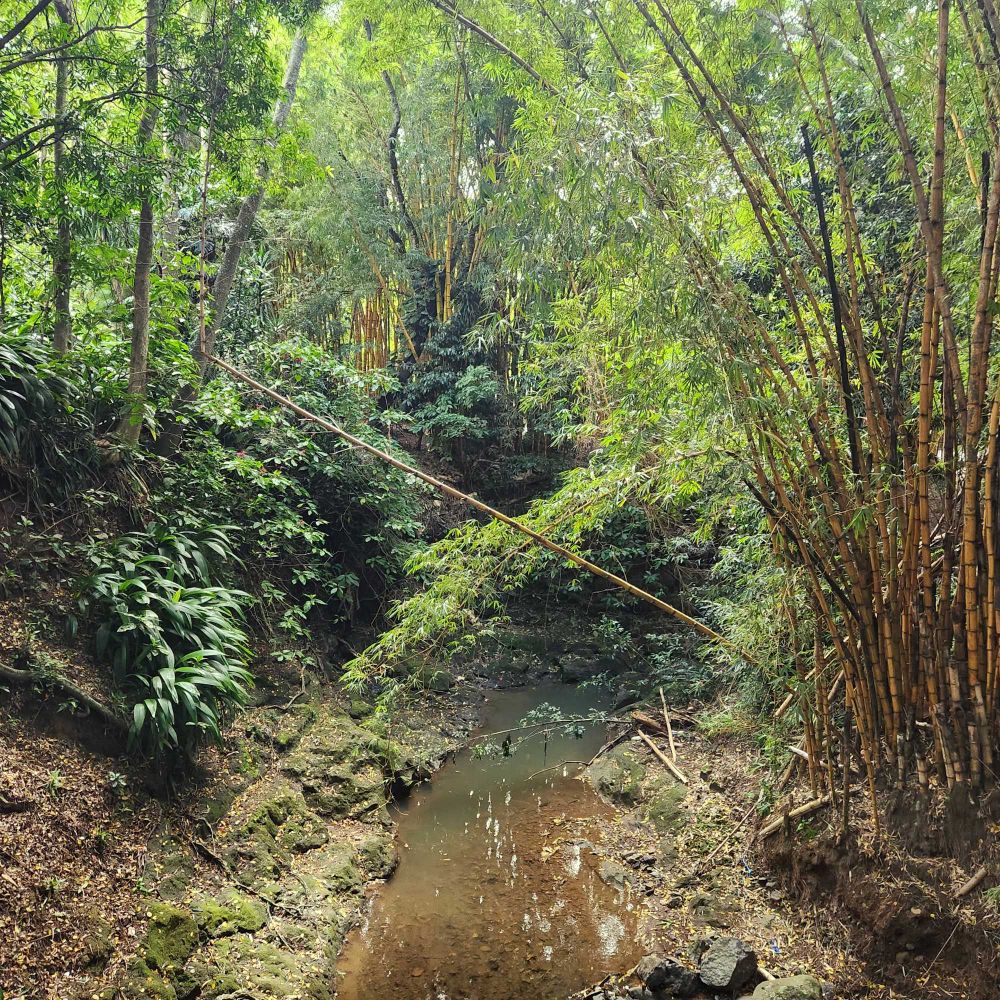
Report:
645,778,688,833
142,902,198,972
194,891,267,938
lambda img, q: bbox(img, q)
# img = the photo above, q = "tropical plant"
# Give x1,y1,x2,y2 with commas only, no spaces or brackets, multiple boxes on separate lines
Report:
74,520,251,757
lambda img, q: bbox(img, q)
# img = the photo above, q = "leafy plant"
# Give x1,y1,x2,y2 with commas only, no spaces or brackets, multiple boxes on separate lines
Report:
46,770,64,798
74,519,252,758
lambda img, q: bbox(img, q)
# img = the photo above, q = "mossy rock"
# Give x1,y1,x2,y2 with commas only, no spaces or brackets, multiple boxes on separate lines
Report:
273,703,319,751
190,936,304,998
123,969,177,1000
295,764,385,819
147,832,197,900
348,698,373,719
277,811,329,852
192,933,339,1000
587,748,646,806
356,831,398,878
142,902,198,972
645,778,688,833
79,908,115,970
411,663,455,692
225,785,312,881
194,890,267,938
307,842,364,893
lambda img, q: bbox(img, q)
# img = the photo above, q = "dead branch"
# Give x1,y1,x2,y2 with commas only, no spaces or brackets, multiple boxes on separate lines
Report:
954,866,988,899
759,794,832,839
636,728,689,784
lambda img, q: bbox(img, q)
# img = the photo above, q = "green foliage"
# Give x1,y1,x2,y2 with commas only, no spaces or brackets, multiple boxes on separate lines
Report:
343,450,696,688
0,333,97,503
169,337,424,649
74,519,252,757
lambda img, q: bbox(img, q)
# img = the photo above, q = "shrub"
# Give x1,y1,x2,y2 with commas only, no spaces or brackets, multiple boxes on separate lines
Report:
74,520,252,758
0,332,98,503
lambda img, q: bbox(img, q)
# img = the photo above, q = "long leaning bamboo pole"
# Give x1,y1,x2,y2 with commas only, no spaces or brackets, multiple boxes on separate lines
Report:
205,353,748,659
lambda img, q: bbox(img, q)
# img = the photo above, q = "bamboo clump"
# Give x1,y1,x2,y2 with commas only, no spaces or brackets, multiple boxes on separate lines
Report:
624,0,1000,823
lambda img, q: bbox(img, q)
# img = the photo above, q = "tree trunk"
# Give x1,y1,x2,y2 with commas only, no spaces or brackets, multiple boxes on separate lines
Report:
118,0,161,445
196,29,307,374
51,0,73,354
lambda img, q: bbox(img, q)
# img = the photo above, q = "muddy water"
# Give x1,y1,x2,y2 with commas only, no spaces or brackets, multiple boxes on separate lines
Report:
335,684,642,1000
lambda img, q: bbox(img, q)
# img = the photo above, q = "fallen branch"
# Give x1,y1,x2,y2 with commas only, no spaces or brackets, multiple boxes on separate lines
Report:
528,761,586,780
631,709,675,738
659,687,677,761
694,801,757,874
759,794,832,839
470,716,622,743
636,728,689,784
0,661,125,732
585,728,631,767
954,866,988,899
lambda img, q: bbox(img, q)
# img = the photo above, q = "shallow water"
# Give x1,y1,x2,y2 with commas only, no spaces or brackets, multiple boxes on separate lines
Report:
334,684,642,1000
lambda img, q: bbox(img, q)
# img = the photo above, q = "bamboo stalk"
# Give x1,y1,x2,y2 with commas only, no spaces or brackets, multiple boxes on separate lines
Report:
636,728,689,785
658,687,677,761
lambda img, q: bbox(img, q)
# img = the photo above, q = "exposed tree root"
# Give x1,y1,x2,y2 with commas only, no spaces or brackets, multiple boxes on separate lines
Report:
0,661,125,732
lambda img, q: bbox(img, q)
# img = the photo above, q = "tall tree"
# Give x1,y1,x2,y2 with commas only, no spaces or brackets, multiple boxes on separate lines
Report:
196,27,308,373
119,0,162,445
51,0,73,354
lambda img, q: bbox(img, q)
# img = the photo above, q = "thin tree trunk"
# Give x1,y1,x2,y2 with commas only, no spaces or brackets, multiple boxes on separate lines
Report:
118,0,161,445
51,0,73,354
196,28,307,374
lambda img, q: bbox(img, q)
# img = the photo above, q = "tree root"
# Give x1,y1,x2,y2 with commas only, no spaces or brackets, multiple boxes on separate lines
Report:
0,660,126,732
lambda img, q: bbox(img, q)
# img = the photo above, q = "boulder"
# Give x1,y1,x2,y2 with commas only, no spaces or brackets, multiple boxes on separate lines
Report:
558,653,601,682
587,748,646,805
698,936,758,992
193,891,267,938
347,698,372,719
598,857,634,890
636,953,700,997
751,975,823,1000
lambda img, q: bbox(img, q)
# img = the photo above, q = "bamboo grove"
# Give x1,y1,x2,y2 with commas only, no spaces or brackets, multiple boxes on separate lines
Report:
635,0,1000,808
651,0,1000,806
400,0,1000,812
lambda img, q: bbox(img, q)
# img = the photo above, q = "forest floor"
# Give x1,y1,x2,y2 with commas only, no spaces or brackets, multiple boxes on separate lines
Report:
1,596,998,999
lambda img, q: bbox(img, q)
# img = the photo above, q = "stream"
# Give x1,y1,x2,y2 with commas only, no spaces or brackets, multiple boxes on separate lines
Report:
334,683,642,999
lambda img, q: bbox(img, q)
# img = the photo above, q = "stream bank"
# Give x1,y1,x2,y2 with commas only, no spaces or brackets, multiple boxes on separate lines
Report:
112,604,849,1000
2,604,891,998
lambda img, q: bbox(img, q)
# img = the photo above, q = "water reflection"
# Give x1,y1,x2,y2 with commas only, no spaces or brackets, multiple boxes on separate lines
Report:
335,685,641,1000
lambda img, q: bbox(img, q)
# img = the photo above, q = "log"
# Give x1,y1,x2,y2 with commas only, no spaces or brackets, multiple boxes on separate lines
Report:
759,794,832,838
636,728,689,785
631,709,669,737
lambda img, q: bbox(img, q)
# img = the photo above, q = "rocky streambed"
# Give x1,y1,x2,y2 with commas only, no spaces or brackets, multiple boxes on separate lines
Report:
94,607,843,1000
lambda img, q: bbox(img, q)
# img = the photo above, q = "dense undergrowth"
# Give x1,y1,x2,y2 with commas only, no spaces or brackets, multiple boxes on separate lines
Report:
0,330,424,759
